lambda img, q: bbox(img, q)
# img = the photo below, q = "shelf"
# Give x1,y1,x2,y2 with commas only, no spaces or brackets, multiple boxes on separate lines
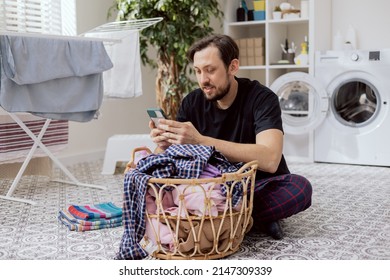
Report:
227,16,308,27
224,0,331,86
228,20,265,27
268,18,309,25
269,64,309,70
239,65,309,70
239,65,266,70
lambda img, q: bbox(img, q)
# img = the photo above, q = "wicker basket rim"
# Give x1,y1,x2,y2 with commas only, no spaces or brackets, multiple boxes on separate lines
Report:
148,160,258,184
125,147,258,184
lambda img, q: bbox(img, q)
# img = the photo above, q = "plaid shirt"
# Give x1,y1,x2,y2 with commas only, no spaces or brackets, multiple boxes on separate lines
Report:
115,144,244,260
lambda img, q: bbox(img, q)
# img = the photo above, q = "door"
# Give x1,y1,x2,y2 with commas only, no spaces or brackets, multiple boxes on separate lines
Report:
270,72,329,135
326,71,384,132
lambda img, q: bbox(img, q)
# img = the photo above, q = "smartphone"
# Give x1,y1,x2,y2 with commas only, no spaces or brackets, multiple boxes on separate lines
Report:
147,108,167,126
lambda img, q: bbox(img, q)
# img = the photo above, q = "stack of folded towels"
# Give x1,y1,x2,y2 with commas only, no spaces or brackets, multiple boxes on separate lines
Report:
58,202,123,232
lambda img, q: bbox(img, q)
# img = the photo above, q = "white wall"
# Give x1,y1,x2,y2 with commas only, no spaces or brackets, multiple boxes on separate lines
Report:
332,0,390,49
59,0,390,164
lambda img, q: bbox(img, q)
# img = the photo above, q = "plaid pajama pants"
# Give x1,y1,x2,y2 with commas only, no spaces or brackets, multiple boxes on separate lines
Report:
252,173,312,223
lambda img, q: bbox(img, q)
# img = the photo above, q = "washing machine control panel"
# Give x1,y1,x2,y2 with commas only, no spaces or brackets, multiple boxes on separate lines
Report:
369,51,381,61
351,53,359,61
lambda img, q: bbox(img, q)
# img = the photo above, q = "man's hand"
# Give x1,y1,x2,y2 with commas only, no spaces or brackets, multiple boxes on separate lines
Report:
149,120,171,150
156,119,203,145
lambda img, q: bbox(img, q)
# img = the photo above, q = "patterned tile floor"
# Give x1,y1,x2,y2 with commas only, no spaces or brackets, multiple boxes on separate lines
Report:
0,160,389,260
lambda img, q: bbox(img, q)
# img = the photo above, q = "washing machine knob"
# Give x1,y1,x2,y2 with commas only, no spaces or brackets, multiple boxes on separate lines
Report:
351,53,359,61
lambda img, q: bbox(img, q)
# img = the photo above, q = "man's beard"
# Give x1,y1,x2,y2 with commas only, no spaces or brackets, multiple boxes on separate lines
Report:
202,80,231,102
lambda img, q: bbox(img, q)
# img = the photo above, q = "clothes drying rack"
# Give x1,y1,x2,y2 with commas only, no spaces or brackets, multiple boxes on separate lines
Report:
0,17,163,205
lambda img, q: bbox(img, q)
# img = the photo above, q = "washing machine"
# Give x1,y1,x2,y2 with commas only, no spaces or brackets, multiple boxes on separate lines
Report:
270,49,390,166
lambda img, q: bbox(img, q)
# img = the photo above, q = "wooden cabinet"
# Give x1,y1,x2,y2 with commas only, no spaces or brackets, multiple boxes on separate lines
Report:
223,0,332,86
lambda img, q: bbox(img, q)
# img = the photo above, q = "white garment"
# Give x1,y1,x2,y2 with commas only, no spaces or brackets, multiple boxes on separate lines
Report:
88,30,143,98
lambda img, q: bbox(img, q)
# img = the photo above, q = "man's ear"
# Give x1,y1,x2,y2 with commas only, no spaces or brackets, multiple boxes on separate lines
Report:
229,59,239,74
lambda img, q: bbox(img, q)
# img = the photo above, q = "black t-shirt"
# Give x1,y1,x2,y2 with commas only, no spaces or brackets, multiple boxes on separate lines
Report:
177,77,290,179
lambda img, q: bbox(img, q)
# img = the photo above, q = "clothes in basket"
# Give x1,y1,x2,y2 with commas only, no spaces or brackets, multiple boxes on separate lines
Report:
116,144,249,260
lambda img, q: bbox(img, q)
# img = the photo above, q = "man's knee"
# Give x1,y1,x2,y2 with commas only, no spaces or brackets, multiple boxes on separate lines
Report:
292,174,312,211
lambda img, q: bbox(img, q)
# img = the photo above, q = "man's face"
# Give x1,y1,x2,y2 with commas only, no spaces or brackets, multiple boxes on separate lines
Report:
193,46,231,102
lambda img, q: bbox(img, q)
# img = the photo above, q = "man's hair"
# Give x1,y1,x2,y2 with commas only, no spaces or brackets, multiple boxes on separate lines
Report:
187,34,239,69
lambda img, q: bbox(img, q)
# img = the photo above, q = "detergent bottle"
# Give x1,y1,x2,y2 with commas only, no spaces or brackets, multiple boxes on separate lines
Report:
294,41,308,66
236,0,246,21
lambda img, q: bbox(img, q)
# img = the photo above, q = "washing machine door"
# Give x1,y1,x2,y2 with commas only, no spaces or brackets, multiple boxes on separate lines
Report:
270,72,328,135
326,71,383,130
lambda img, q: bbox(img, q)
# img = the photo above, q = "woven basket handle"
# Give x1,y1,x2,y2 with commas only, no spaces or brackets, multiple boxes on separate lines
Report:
124,146,153,174
236,160,258,173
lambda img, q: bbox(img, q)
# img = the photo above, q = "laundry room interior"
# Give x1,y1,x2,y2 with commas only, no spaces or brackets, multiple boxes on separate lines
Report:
223,0,390,167
0,0,389,265
271,0,390,167
2,0,388,167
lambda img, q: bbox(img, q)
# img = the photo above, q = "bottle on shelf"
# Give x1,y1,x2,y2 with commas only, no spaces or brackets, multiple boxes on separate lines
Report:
294,41,308,66
304,35,309,53
236,1,246,21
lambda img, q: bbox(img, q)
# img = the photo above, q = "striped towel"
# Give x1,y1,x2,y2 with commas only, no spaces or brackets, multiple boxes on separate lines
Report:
68,202,122,220
58,214,122,232
58,202,123,232
59,209,122,226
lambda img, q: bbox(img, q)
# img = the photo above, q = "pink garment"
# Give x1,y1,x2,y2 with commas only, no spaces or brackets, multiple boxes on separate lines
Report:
169,163,226,217
199,163,221,179
168,182,226,217
145,190,177,250
145,218,175,250
134,149,150,165
145,187,175,215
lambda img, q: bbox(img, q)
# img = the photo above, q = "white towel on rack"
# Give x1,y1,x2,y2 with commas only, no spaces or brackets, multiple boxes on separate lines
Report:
0,35,113,122
88,30,143,98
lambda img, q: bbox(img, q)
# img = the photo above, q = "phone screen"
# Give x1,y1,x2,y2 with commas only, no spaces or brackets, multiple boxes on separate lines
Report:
147,108,166,126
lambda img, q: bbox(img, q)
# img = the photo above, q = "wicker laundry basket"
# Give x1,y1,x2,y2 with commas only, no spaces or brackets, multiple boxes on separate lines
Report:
125,147,258,260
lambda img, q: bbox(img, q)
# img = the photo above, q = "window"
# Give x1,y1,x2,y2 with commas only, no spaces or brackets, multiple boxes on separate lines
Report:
0,0,76,35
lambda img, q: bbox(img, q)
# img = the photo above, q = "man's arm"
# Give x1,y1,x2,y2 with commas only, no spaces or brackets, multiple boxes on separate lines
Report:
154,119,283,173
200,129,283,173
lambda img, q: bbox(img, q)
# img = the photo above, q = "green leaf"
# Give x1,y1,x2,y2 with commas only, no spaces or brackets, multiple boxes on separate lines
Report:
108,0,223,119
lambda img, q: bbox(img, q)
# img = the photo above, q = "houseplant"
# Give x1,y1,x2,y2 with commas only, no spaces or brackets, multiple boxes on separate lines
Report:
109,0,223,119
273,5,282,20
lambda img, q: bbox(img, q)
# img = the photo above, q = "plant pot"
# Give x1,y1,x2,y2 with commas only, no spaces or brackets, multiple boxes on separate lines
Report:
273,11,282,20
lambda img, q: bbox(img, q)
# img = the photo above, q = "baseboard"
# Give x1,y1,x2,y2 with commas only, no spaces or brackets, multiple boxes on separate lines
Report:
285,155,314,163
57,149,106,166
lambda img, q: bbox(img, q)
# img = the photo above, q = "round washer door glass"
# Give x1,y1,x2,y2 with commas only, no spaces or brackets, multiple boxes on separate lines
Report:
270,72,328,135
332,79,379,127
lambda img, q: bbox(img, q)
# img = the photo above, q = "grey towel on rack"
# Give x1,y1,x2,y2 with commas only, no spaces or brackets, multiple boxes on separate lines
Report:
0,35,113,122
